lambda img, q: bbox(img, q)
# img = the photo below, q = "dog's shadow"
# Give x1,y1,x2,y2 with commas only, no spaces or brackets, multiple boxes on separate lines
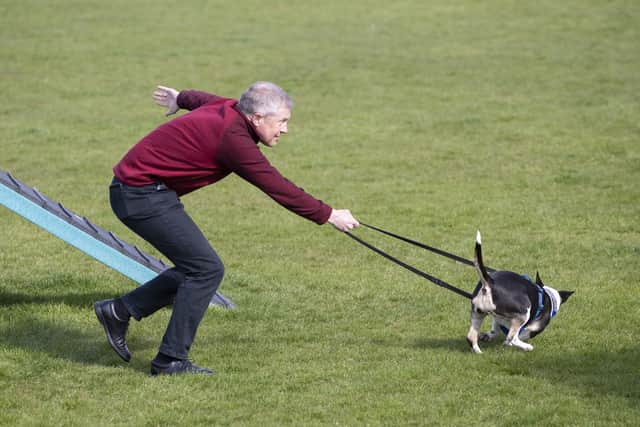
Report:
378,335,638,405
408,337,470,352
522,346,639,404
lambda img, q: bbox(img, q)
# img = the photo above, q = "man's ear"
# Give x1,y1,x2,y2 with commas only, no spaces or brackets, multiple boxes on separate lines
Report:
249,113,264,127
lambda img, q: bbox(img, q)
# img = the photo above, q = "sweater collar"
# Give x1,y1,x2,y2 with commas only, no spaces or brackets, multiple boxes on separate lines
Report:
232,103,260,143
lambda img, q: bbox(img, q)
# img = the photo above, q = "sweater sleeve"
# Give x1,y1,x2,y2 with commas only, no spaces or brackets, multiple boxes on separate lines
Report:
216,134,332,225
177,90,227,111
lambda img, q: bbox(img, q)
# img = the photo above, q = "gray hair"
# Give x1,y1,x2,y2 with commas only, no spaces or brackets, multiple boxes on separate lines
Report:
237,81,293,116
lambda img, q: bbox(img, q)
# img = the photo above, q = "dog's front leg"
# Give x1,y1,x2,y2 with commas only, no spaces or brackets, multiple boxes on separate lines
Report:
480,318,499,342
467,309,486,353
504,315,533,351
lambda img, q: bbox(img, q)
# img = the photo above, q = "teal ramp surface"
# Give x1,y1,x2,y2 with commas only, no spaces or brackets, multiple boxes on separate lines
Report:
0,169,235,309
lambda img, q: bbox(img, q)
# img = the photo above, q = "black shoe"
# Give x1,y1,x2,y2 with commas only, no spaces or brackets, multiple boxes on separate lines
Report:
150,360,215,376
94,299,131,362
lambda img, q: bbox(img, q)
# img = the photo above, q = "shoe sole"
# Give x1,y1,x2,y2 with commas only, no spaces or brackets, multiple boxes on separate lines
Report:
150,370,215,376
94,302,131,363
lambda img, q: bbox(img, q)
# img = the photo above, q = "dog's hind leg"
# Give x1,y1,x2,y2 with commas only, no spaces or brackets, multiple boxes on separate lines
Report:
503,313,533,351
467,309,486,353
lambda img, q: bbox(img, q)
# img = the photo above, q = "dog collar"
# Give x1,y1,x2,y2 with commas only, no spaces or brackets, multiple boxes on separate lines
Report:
533,283,545,322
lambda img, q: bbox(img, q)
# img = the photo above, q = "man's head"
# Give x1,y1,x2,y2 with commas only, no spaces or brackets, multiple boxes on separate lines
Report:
237,82,293,147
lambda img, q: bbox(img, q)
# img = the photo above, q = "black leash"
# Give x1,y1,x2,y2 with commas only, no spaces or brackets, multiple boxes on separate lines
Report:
360,223,495,273
345,223,493,300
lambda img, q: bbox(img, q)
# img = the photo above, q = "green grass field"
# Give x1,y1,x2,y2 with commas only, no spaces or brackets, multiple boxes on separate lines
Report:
1,0,638,425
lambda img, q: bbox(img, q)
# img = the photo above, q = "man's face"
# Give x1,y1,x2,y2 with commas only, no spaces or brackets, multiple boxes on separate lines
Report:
251,107,290,147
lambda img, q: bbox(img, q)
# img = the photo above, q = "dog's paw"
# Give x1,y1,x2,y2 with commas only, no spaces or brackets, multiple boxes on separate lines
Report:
466,336,483,353
520,343,534,351
504,339,534,352
479,332,497,342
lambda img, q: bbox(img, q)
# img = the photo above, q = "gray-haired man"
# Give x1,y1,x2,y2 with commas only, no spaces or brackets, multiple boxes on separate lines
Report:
94,82,359,375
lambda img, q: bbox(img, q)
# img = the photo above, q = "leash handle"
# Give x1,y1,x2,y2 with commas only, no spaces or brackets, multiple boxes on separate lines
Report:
360,223,495,273
345,231,473,300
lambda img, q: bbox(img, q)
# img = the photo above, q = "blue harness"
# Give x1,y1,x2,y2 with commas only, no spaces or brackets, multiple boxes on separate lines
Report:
499,274,545,336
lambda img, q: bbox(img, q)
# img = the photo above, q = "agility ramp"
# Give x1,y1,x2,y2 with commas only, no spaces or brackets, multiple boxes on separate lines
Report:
0,169,235,309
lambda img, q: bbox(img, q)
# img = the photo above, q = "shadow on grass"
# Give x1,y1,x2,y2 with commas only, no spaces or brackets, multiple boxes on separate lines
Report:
0,273,129,308
0,275,156,373
525,347,639,406
392,334,638,406
0,288,115,308
0,317,157,373
408,336,470,352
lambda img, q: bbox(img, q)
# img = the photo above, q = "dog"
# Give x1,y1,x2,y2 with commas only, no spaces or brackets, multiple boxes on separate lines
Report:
466,231,574,353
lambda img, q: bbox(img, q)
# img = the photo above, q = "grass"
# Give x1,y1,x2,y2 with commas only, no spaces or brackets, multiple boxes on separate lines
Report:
1,0,639,425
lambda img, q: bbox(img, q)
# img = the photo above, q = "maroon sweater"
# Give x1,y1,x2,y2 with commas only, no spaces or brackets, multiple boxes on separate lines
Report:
113,90,332,224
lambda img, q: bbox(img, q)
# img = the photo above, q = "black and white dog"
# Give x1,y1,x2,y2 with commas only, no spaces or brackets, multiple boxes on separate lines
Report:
467,231,574,353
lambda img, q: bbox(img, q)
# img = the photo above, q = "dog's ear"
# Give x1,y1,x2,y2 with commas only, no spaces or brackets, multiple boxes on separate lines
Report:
559,291,574,304
535,271,544,287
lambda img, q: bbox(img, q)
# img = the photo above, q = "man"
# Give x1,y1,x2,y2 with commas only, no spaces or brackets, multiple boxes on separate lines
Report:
94,82,359,376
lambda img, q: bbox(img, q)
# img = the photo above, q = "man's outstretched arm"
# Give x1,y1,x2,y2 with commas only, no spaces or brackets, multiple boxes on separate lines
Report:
152,85,227,114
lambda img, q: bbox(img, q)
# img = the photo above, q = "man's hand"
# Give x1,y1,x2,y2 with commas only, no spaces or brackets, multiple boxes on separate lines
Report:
152,85,180,116
328,209,360,232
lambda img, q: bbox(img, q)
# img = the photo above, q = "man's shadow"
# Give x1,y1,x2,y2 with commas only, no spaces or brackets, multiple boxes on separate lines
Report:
0,275,156,371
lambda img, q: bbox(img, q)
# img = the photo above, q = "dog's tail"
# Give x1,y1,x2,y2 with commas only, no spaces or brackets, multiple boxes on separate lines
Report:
474,231,493,291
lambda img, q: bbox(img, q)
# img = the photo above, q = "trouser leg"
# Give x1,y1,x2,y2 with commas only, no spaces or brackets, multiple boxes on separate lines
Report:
110,181,224,359
121,268,185,321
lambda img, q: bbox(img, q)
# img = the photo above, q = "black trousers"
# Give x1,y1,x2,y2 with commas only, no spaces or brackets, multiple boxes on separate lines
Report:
109,178,224,360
